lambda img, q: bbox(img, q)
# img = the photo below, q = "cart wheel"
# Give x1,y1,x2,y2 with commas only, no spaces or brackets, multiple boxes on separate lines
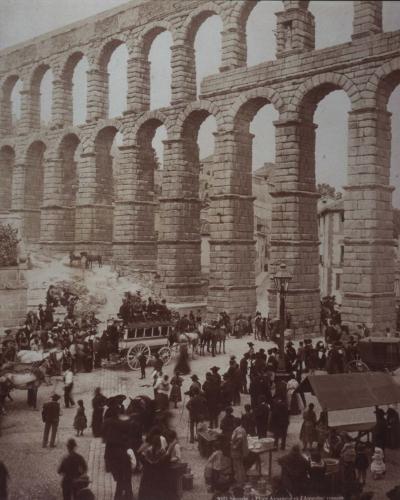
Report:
127,343,150,370
346,360,370,373
158,346,172,366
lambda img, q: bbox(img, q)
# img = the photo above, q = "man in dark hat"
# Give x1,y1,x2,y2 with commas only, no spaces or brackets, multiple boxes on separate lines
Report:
202,372,221,429
186,387,207,443
42,393,61,447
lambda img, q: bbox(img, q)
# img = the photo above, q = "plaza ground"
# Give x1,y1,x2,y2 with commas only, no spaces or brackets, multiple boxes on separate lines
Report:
1,337,400,499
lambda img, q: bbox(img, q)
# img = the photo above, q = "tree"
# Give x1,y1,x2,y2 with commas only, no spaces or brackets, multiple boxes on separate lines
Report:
317,183,342,200
0,223,19,266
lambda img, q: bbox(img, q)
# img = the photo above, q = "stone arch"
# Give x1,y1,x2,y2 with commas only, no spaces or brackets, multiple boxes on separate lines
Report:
93,125,120,203
0,74,22,132
57,133,80,243
98,38,127,70
23,134,50,159
89,118,123,148
0,145,15,211
228,0,258,28
137,21,174,58
132,110,171,143
228,88,284,130
53,127,82,155
29,62,54,127
173,100,223,138
290,72,362,118
1,74,20,101
180,3,224,45
366,57,400,109
60,51,86,81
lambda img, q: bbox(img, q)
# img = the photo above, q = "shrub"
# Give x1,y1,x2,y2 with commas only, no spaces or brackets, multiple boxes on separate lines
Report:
0,223,19,266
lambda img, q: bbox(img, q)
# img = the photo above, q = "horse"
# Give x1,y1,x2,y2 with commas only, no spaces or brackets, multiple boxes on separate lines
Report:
198,323,226,356
178,331,200,358
69,251,83,267
214,326,227,355
198,323,214,356
83,252,102,269
168,329,200,358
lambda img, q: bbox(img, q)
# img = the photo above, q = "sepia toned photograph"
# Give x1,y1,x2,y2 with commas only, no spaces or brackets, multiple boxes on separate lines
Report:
0,0,400,499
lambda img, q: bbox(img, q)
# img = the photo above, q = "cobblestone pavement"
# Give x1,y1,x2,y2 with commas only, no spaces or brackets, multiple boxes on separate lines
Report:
1,337,400,499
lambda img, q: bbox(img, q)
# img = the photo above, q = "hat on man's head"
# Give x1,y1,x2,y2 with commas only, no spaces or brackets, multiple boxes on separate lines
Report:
210,366,220,372
51,394,61,401
247,342,254,347
190,374,199,381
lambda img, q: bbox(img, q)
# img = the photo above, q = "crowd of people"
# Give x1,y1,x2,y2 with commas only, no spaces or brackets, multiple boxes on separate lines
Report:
118,291,172,324
2,287,400,499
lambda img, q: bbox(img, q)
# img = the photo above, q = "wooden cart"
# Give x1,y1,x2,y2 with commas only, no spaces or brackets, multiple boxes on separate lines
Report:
119,321,177,370
346,337,400,373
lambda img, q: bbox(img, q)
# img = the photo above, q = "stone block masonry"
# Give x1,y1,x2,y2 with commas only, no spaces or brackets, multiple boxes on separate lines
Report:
0,0,399,333
0,266,28,330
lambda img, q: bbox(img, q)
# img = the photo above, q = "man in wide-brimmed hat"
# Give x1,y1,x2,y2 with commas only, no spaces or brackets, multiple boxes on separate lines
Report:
42,393,61,448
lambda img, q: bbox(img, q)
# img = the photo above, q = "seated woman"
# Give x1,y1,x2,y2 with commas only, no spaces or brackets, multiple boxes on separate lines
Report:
205,440,233,495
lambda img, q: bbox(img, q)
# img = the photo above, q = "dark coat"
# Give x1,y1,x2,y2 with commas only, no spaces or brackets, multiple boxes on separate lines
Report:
270,400,290,437
278,450,310,496
42,401,60,423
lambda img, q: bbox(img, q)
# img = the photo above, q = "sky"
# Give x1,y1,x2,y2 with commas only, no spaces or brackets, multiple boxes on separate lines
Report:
1,0,399,206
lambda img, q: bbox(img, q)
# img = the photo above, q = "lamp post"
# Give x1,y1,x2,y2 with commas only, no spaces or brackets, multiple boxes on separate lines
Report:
272,262,292,373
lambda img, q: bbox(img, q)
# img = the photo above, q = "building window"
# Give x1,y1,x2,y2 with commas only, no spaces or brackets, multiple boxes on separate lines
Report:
340,245,344,265
336,273,341,290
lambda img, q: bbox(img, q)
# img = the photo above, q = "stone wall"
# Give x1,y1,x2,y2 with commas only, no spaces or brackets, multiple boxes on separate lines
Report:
0,0,399,332
0,266,28,331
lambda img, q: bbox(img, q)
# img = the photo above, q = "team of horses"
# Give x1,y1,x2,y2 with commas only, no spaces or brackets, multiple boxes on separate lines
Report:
168,322,228,358
69,251,102,269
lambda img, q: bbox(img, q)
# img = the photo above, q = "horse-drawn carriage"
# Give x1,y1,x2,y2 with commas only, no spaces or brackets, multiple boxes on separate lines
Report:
346,337,400,373
113,320,176,370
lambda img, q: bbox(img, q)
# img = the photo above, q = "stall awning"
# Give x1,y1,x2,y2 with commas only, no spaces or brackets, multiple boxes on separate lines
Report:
298,373,400,411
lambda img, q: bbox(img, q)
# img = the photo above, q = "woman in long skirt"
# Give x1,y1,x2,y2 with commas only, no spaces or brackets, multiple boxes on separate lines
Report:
169,372,183,409
91,387,107,437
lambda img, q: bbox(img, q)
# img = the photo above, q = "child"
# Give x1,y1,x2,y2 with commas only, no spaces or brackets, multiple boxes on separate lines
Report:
73,400,87,437
370,447,385,479
355,442,370,485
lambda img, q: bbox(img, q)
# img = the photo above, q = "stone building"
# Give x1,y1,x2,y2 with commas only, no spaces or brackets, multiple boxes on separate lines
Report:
319,198,400,306
0,0,399,333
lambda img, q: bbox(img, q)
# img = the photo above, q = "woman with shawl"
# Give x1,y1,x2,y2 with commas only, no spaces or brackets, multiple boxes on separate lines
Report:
91,387,107,437
286,373,301,415
138,434,168,500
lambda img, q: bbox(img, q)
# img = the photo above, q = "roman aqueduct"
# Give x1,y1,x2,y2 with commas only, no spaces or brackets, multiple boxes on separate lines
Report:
0,0,399,334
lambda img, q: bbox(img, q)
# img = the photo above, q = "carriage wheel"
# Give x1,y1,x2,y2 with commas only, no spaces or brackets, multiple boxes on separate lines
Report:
158,346,172,366
346,359,370,373
127,343,150,370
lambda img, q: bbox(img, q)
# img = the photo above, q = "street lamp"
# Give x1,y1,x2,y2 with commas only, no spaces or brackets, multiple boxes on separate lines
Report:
272,262,292,373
